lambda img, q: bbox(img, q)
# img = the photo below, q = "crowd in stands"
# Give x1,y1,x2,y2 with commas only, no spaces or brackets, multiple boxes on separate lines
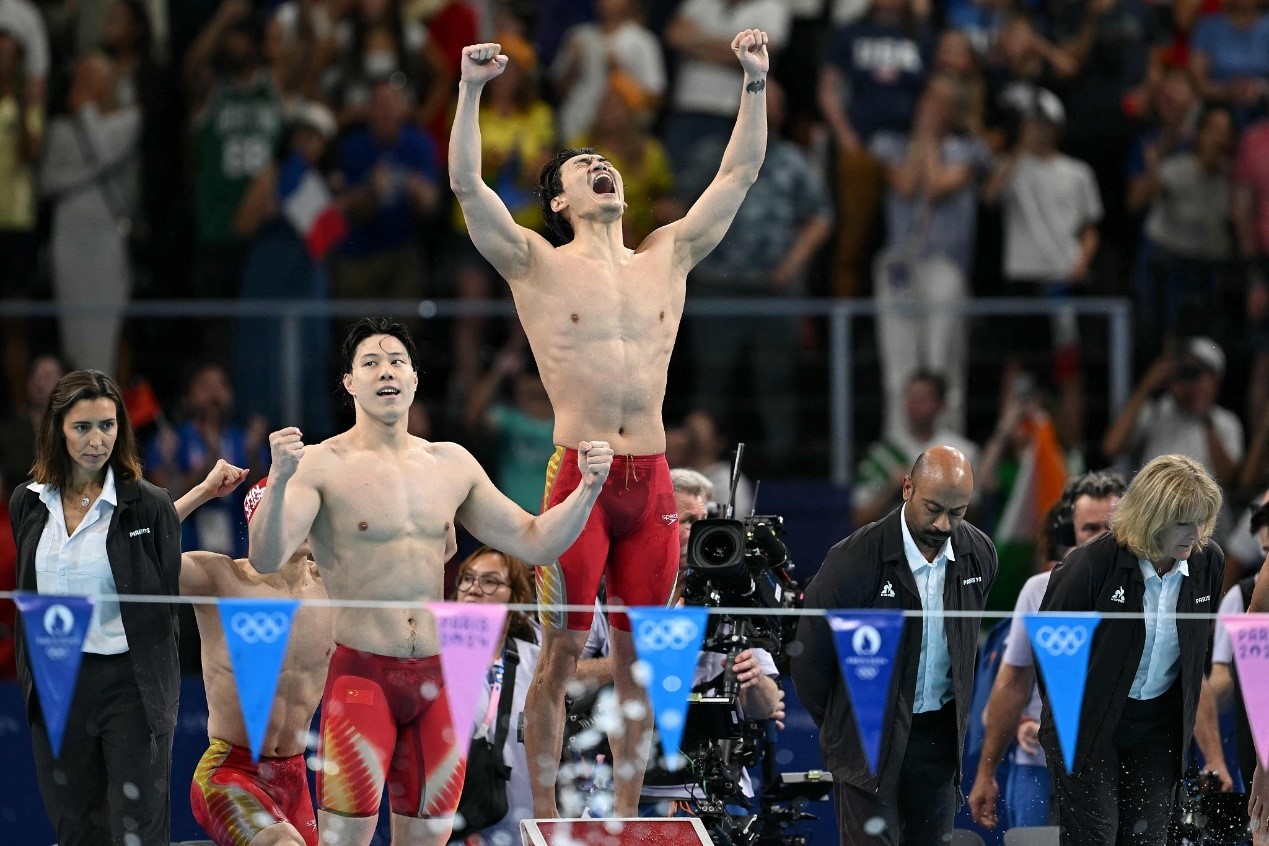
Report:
2,0,1269,613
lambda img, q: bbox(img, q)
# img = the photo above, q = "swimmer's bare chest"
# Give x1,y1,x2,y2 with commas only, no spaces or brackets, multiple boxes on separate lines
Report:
514,250,687,452
311,450,462,599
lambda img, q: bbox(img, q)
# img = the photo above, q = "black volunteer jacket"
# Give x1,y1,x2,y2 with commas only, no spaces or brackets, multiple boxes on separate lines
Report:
1038,532,1224,776
791,506,1000,793
10,478,183,737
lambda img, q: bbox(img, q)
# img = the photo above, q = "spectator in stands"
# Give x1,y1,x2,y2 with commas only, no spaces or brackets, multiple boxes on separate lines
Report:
981,14,1075,153
1136,104,1236,346
0,464,14,678
1235,113,1269,424
946,0,1010,56
0,26,41,405
1189,0,1269,126
0,354,63,497
464,342,556,514
318,0,444,130
679,78,832,468
819,0,931,297
853,370,981,529
233,99,341,441
1126,67,1200,219
684,410,754,517
147,362,268,556
260,0,320,111
1102,337,1243,490
872,73,991,438
662,0,790,172
571,72,678,247
185,0,284,328
41,53,141,377
334,78,439,306
983,88,1101,449
0,0,47,107
451,32,554,394
552,0,666,141
932,29,986,136
1048,0,1169,243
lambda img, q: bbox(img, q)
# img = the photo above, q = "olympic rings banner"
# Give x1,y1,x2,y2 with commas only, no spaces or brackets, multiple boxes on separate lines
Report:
1024,612,1100,773
629,606,708,771
16,595,94,758
219,598,299,761
826,610,903,775
1220,614,1269,769
429,602,507,754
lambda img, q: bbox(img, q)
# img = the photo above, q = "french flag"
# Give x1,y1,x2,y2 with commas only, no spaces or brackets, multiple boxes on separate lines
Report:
278,153,347,260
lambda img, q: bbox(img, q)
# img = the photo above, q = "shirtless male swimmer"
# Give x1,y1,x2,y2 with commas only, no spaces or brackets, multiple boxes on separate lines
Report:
449,30,770,817
247,318,614,846
185,475,334,846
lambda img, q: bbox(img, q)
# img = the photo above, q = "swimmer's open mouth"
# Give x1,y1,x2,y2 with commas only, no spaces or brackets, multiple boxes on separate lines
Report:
592,173,616,195
377,387,401,396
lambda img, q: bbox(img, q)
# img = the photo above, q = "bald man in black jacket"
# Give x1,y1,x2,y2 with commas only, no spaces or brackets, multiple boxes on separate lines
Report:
792,446,999,845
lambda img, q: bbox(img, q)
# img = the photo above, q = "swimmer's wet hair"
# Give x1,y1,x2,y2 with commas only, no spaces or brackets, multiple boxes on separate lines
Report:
539,146,596,243
341,317,419,375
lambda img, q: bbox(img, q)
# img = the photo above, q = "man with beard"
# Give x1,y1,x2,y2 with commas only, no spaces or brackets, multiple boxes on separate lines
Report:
793,445,999,845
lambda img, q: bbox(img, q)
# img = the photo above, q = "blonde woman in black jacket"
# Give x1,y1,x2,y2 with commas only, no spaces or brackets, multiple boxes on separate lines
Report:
9,370,182,846
1039,454,1225,846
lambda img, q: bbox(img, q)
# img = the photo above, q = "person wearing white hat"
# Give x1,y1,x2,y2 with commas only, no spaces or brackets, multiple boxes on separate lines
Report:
1103,336,1243,491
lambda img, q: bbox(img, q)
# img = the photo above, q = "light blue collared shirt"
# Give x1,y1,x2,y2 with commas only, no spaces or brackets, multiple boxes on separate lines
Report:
900,504,955,713
1129,558,1188,701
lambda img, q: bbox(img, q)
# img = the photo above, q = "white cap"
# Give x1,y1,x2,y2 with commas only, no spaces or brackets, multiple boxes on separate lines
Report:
290,99,337,141
1182,336,1225,378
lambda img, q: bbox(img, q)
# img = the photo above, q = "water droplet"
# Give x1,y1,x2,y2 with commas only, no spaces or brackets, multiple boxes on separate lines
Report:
776,748,794,765
124,835,140,846
420,681,439,700
52,769,67,786
307,754,322,771
865,816,887,836
662,676,682,693
122,782,140,801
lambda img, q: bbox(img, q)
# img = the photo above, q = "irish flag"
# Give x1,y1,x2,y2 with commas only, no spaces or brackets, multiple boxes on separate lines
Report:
278,153,347,260
994,416,1068,545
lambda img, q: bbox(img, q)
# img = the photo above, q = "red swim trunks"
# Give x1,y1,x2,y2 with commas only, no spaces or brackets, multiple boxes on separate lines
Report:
317,644,465,819
190,737,318,846
537,446,679,632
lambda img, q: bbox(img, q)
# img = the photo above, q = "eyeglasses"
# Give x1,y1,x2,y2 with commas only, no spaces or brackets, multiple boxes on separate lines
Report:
457,572,511,594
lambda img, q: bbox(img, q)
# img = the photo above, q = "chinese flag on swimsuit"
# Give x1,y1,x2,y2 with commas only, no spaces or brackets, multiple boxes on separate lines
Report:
1221,614,1269,769
278,152,347,260
429,603,507,753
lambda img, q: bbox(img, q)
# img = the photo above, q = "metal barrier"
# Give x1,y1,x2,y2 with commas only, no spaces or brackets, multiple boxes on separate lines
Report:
0,296,1133,486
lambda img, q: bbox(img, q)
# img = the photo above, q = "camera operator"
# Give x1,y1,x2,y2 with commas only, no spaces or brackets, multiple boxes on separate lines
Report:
792,446,998,846
573,468,786,819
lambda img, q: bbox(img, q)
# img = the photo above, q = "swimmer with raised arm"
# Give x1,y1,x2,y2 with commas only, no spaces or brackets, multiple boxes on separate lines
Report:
247,318,613,846
450,29,770,818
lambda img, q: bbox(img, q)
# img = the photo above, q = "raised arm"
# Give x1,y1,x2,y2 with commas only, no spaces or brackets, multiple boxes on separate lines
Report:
664,30,769,270
172,459,249,521
455,441,613,564
248,428,322,573
448,43,546,281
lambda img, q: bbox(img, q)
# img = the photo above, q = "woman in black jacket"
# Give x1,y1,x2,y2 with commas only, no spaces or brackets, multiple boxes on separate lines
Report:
10,370,181,846
1039,453,1225,846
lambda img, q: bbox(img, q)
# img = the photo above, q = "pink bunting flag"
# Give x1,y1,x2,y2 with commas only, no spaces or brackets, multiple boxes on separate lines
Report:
428,602,508,754
1220,614,1269,769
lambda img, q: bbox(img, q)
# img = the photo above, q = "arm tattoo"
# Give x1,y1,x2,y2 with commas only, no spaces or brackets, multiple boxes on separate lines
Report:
746,79,766,94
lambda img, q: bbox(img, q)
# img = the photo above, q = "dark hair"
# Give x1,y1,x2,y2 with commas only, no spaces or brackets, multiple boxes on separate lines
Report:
33,370,142,488
908,369,948,403
1250,500,1269,536
1049,469,1128,550
454,546,538,644
538,147,596,242
341,318,418,375
1196,102,1233,134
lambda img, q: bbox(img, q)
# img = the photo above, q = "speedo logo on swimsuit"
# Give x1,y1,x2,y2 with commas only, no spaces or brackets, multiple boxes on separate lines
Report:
661,513,678,525
129,527,150,538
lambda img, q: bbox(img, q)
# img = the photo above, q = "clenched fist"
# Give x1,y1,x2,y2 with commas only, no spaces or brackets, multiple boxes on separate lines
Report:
732,29,770,78
460,43,508,85
199,459,248,500
577,440,614,488
269,427,306,483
